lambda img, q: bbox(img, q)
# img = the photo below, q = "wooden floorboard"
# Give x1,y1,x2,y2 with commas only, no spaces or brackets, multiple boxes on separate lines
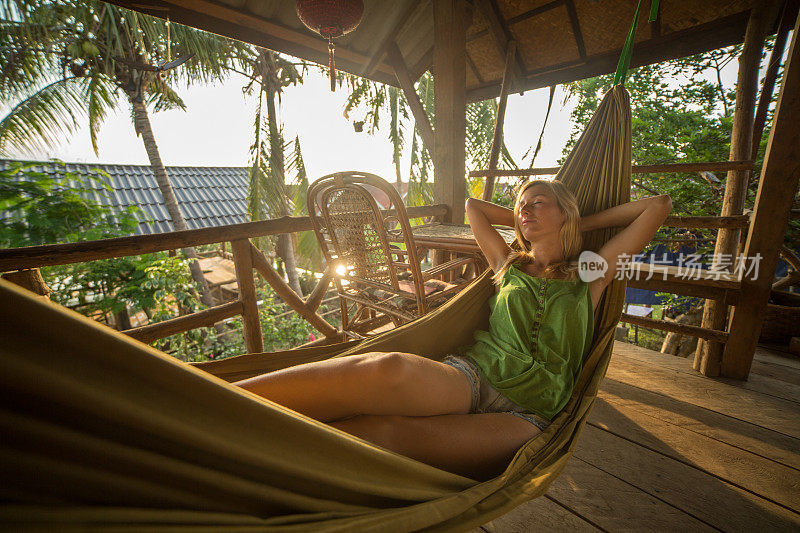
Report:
588,394,799,510
571,424,800,531
476,493,603,532
598,378,800,470
751,345,800,386
479,341,800,532
605,348,800,438
615,342,800,405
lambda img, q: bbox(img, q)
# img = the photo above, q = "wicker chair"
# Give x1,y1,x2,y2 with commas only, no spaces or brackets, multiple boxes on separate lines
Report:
307,171,478,335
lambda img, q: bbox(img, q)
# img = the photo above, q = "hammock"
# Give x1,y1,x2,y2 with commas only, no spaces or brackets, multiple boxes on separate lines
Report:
0,84,631,531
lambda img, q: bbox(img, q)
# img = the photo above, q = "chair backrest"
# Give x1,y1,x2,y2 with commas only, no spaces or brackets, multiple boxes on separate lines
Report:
306,172,426,305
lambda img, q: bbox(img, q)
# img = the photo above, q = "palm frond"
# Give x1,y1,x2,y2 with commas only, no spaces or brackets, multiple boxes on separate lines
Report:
0,75,86,156
85,74,118,155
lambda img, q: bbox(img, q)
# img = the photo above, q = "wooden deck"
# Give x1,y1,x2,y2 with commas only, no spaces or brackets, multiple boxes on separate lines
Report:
472,341,800,532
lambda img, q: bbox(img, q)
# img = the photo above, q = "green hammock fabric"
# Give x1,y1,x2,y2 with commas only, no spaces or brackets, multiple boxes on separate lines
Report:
0,84,631,531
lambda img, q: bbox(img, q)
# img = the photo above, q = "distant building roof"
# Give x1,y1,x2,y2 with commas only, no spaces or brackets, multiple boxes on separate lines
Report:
1,160,248,235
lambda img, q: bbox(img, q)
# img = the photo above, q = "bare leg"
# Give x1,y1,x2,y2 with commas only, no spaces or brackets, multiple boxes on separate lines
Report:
330,413,542,480
233,352,473,422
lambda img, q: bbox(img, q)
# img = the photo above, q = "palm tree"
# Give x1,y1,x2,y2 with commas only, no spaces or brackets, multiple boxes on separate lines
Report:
238,48,308,296
0,0,247,310
344,71,519,208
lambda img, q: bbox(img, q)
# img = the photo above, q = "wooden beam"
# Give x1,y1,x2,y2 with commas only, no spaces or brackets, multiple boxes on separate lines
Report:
433,0,468,224
751,0,799,162
104,0,399,87
659,215,749,230
249,243,339,339
466,11,755,102
467,0,562,43
0,268,51,299
0,205,448,271
619,313,729,344
305,267,333,313
465,51,484,84
564,0,587,59
410,45,434,81
721,10,800,380
231,239,263,354
361,0,422,77
482,40,516,201
474,0,524,83
695,2,781,377
123,300,243,344
386,41,435,156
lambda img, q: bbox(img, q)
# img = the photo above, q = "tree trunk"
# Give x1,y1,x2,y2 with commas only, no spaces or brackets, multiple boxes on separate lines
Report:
263,60,303,296
130,98,228,336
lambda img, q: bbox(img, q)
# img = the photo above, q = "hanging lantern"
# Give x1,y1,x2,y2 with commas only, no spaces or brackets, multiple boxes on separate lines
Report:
296,0,364,92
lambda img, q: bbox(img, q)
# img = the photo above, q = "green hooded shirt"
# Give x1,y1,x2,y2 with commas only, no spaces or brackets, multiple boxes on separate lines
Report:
463,263,595,420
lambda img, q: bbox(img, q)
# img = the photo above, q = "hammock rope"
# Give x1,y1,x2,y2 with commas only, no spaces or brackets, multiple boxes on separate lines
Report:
613,0,661,85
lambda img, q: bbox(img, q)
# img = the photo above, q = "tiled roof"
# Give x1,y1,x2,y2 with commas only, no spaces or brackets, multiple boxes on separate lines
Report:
1,160,248,235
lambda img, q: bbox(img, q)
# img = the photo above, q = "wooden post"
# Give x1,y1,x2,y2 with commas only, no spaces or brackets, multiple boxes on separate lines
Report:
231,239,263,354
721,10,800,379
482,40,517,201
305,267,333,312
249,243,340,339
0,268,51,299
693,2,778,376
433,0,468,224
750,0,796,161
386,41,435,156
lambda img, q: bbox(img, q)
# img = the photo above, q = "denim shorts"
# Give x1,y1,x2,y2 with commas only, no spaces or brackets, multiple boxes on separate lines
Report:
441,354,552,432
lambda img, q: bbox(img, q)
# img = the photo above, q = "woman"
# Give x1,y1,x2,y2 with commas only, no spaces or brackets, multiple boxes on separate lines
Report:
235,180,672,480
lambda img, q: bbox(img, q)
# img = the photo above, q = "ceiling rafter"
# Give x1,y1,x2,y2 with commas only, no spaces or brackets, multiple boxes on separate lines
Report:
474,0,525,84
564,0,587,59
105,0,399,84
361,0,423,78
466,50,484,84
386,41,435,154
465,10,754,103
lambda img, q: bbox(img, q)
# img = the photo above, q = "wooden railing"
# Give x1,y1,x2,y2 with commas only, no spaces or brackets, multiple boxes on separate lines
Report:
0,204,449,354
0,195,775,350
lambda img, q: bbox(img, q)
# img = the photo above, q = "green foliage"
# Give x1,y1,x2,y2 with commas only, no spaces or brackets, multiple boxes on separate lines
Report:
0,0,248,157
0,160,138,246
562,36,800,318
188,283,318,362
342,71,519,209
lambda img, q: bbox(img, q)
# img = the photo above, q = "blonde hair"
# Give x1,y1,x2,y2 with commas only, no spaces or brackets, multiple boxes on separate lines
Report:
492,179,583,284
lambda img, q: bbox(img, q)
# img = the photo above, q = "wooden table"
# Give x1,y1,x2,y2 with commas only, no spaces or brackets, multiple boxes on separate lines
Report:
406,223,516,253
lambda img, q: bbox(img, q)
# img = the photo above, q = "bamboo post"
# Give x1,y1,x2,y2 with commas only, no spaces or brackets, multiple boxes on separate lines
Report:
231,239,263,354
721,10,800,379
693,2,778,376
482,40,517,201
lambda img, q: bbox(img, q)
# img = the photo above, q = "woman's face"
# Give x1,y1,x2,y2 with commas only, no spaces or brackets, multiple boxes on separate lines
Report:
516,184,566,243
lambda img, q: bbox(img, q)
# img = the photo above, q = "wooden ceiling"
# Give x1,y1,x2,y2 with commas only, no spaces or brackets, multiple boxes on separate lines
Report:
107,0,787,102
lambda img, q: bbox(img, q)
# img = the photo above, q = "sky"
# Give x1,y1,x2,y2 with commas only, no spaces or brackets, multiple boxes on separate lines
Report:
2,43,775,182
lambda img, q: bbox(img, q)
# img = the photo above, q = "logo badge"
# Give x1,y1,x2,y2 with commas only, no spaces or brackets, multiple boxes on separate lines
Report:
578,250,607,282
